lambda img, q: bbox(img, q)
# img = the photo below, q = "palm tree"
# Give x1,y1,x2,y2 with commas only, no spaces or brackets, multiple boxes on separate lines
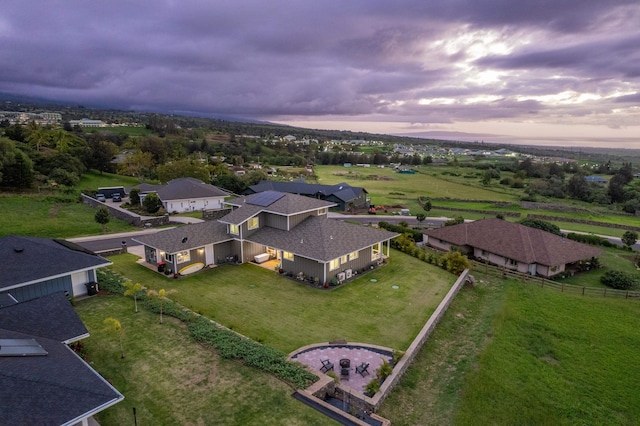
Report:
26,127,50,151
123,282,144,312
103,317,125,359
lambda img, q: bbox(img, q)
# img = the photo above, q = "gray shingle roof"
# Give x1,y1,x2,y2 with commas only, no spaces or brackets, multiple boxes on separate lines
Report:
221,192,335,225
246,216,399,262
133,220,232,253
246,180,366,202
0,293,123,425
158,177,227,200
425,218,602,266
1,236,112,290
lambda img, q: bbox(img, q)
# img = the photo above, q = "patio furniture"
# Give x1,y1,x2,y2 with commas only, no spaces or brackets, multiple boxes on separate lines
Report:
340,358,350,380
356,362,370,377
320,359,333,374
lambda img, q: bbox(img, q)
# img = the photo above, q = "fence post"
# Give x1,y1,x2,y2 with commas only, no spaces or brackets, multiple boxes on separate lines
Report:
626,291,629,299
604,288,607,297
582,287,585,296
561,284,564,293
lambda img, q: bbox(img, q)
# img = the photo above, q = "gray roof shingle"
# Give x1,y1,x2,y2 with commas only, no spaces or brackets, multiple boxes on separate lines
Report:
246,216,399,262
221,192,335,225
0,293,123,425
133,220,232,254
246,180,366,202
1,236,112,290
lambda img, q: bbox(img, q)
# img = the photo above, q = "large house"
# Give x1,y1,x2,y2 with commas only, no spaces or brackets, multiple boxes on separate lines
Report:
424,218,603,278
243,180,368,211
132,177,228,213
133,191,398,284
1,235,111,303
0,292,124,425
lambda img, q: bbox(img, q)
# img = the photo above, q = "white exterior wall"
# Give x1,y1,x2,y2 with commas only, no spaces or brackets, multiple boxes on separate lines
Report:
71,270,90,297
164,197,225,213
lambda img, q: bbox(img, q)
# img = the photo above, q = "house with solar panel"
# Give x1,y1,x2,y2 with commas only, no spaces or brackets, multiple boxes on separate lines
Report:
243,180,369,211
133,191,398,284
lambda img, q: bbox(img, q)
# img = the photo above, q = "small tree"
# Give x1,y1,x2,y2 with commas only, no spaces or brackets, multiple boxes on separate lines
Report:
621,231,638,249
94,207,110,234
416,213,426,224
143,192,162,213
103,317,125,359
123,282,144,312
423,199,432,212
129,188,141,205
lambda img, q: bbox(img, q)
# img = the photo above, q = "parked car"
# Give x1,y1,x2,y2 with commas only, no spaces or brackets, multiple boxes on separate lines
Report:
96,194,106,202
112,194,122,202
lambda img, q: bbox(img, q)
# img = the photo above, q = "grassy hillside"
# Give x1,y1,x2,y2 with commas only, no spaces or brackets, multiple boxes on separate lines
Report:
379,276,640,425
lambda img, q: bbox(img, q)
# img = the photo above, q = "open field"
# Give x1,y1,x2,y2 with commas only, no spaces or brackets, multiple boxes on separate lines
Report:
379,275,640,425
0,193,135,238
78,170,145,190
83,126,152,136
75,295,330,425
313,165,518,211
107,250,456,353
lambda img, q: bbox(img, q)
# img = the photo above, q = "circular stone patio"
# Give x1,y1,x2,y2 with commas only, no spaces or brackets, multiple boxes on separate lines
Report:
290,343,394,395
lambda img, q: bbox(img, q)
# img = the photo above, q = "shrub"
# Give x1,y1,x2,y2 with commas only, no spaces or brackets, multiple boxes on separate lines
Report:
376,359,393,380
600,270,638,290
365,378,380,396
442,251,471,275
518,218,561,236
96,269,127,294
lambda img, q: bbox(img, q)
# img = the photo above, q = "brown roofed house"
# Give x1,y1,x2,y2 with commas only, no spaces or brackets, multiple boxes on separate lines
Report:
424,218,602,278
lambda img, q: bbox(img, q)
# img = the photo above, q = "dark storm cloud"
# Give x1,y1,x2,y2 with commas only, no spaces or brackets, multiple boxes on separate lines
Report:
0,0,638,128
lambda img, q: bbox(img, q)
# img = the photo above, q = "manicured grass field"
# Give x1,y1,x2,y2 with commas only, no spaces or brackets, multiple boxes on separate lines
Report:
77,170,144,190
75,295,330,425
107,249,456,353
379,276,640,425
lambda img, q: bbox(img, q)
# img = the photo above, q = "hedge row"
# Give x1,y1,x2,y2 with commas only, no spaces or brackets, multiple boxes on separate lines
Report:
95,269,317,388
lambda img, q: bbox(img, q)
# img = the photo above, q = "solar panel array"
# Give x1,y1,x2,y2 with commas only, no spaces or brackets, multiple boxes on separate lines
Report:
247,190,285,207
0,338,48,357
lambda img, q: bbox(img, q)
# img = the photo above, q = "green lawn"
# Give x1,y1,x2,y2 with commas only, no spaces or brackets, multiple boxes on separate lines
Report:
379,276,640,425
75,295,331,425
77,170,144,190
0,193,135,238
107,249,456,353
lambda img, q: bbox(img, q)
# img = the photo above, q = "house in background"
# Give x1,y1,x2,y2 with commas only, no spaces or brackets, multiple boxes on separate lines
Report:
584,175,608,184
1,235,111,304
131,177,228,213
0,292,124,425
424,218,602,278
134,191,398,284
243,180,369,211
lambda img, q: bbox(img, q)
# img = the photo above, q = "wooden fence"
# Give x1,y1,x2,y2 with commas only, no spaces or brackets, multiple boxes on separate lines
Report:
471,261,640,299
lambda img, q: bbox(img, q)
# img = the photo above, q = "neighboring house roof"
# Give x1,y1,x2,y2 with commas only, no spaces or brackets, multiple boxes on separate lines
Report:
157,177,228,201
1,236,112,291
221,191,335,225
0,292,124,425
247,216,399,262
425,218,602,266
245,180,367,202
0,292,88,343
133,220,232,254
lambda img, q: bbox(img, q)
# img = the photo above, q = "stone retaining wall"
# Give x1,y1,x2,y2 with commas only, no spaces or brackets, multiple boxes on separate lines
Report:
369,269,469,410
201,208,232,220
81,194,170,227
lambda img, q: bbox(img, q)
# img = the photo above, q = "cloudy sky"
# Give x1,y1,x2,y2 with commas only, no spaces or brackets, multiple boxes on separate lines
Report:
2,1,639,148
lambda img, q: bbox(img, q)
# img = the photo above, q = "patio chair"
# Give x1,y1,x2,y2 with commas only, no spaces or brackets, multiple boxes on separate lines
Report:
356,362,370,377
320,359,333,374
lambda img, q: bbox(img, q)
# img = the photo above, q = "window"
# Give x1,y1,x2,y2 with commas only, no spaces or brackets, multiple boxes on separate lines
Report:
318,208,327,215
349,251,359,260
329,259,340,271
508,258,517,266
341,255,348,264
248,216,259,230
229,224,239,235
164,253,173,262
371,243,381,260
283,251,294,261
177,251,190,263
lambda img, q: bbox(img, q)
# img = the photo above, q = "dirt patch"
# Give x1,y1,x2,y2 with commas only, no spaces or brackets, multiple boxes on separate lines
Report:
540,356,560,365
